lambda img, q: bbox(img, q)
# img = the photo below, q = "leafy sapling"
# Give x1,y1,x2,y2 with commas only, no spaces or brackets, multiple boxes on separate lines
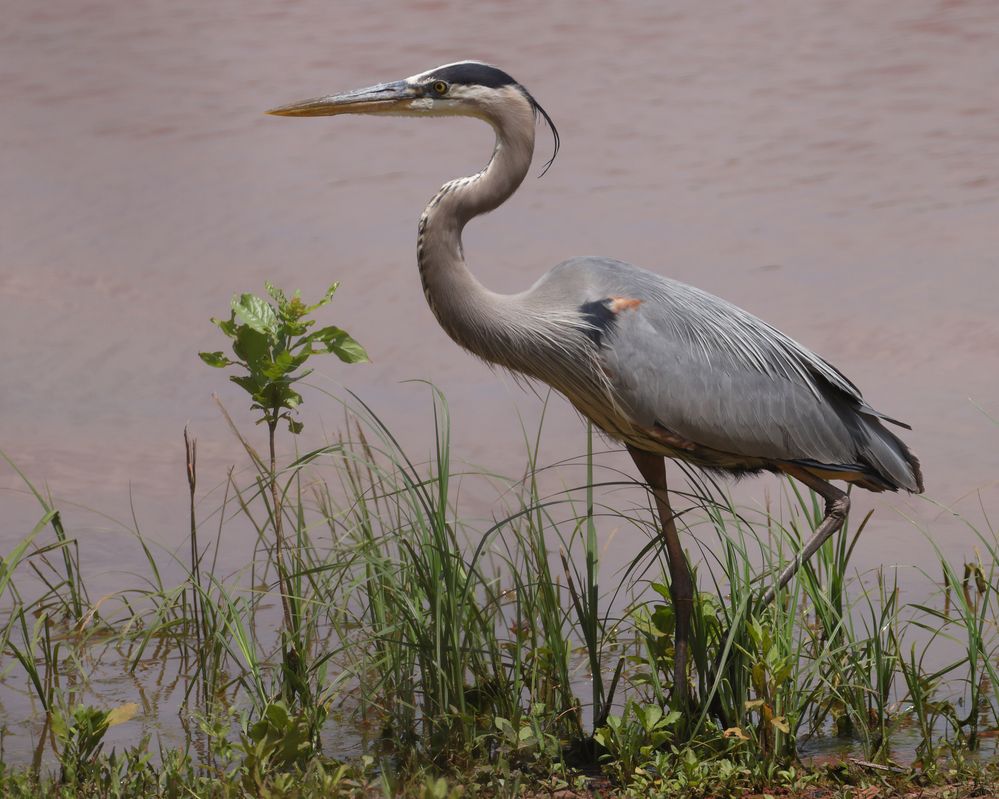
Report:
199,281,367,435
199,281,366,636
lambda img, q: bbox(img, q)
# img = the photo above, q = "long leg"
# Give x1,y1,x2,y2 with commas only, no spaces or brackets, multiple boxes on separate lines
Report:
761,468,850,607
628,446,693,703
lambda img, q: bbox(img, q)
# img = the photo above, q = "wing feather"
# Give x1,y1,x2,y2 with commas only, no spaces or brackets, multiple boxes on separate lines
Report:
533,257,919,490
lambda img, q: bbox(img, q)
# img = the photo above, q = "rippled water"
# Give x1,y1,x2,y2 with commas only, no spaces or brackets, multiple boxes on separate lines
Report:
2,0,999,765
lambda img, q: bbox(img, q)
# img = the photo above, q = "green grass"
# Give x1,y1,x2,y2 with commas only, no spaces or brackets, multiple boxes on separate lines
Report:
1,388,998,797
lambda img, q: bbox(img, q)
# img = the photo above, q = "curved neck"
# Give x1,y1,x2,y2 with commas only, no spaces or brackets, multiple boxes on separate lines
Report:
417,100,536,360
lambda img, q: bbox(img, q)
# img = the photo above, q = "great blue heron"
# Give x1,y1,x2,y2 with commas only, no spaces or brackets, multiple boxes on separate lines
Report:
269,61,923,701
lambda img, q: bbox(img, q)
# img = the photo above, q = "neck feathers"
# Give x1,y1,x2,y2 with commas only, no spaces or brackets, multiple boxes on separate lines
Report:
416,88,536,353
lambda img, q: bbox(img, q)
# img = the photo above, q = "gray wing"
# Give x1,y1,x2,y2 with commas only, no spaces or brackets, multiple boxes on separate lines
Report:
533,257,920,492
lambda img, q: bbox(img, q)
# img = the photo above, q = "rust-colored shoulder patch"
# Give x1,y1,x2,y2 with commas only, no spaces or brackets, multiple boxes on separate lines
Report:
608,297,643,313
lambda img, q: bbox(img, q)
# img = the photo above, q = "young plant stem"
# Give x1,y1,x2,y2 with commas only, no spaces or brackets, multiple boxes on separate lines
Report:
268,418,294,636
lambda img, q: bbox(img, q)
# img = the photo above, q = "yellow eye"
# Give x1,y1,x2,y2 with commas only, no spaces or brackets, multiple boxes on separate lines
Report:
432,81,449,95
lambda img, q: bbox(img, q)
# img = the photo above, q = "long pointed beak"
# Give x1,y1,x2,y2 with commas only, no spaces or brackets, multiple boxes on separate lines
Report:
266,80,417,117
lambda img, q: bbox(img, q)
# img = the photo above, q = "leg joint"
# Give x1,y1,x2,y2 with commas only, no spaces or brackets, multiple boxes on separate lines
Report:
828,493,850,519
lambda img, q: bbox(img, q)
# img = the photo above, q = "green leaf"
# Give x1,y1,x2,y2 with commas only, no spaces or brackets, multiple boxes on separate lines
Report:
642,705,663,730
309,326,369,363
283,318,311,337
198,351,232,368
233,327,271,372
265,282,287,308
650,605,673,635
230,375,264,396
287,418,303,435
304,282,339,314
331,336,368,363
232,293,278,337
650,582,672,601
211,313,238,338
262,349,309,381
279,386,303,409
264,701,290,729
285,367,314,384
51,710,69,740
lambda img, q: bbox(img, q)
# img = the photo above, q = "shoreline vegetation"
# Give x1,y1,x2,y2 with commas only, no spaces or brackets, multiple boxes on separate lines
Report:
1,285,997,797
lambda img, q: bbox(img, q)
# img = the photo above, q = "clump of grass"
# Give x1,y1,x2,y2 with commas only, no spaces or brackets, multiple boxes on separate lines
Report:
310,389,598,761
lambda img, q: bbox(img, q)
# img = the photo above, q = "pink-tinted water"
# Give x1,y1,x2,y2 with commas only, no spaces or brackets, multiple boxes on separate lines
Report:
1,0,999,759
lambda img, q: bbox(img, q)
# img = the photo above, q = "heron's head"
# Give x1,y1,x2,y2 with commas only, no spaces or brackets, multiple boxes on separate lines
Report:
268,60,559,172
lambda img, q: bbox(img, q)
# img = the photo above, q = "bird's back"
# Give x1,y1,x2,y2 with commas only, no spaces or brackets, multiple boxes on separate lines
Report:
524,257,923,493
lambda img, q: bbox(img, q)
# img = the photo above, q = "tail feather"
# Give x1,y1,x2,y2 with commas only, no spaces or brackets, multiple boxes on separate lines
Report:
858,416,923,493
858,404,913,431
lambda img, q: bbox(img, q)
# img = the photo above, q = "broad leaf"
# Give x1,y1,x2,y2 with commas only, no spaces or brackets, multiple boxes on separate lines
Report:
231,375,264,396
331,336,368,363
233,327,271,372
232,293,278,337
310,325,369,363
